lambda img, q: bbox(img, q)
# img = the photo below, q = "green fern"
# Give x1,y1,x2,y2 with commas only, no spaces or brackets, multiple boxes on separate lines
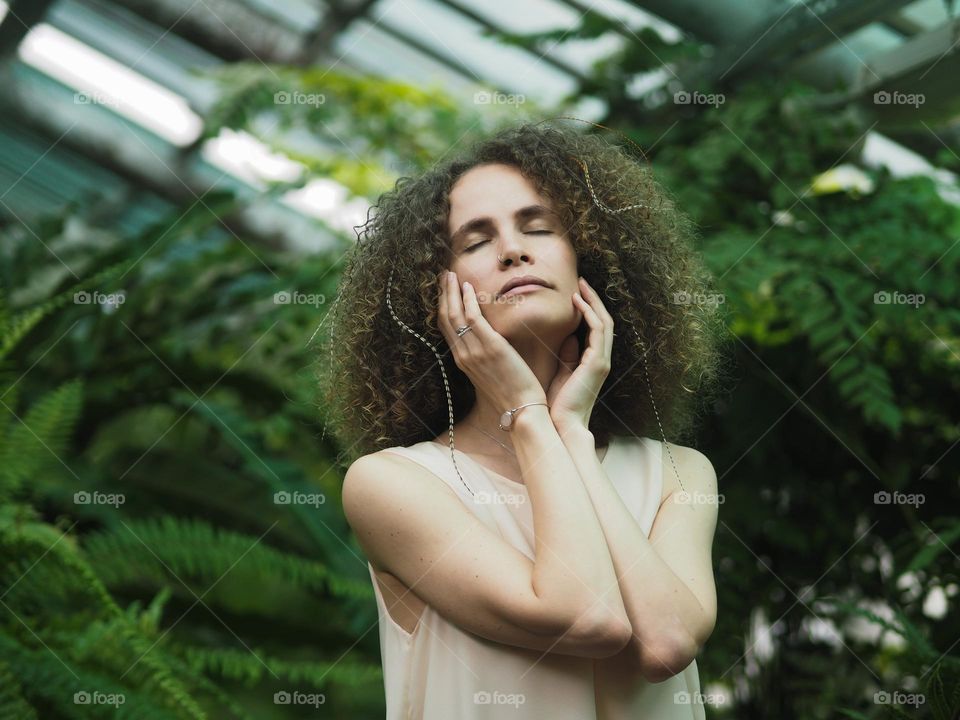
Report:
0,379,84,498
82,515,370,603
175,645,381,689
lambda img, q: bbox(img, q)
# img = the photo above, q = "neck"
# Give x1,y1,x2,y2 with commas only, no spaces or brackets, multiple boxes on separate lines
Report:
458,330,563,453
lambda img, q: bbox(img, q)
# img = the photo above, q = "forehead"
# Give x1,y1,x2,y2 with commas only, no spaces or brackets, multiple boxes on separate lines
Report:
447,163,549,229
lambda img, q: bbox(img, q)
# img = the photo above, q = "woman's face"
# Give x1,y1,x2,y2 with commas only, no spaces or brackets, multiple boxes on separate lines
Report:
445,163,581,341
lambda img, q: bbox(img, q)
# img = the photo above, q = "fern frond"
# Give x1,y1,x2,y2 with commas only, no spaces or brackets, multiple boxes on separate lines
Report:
0,379,84,497
83,516,370,603
175,645,382,689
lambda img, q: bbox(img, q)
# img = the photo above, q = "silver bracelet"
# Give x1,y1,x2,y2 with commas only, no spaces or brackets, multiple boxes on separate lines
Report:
498,401,549,431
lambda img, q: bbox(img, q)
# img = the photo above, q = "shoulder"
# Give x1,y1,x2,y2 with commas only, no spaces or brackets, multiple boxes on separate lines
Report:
342,448,413,507
342,447,457,529
655,441,718,505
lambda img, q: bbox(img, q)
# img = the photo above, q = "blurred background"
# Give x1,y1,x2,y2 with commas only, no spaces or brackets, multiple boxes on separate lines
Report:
1,0,959,717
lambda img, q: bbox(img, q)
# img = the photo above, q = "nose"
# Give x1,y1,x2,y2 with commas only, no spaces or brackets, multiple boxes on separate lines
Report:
496,232,531,266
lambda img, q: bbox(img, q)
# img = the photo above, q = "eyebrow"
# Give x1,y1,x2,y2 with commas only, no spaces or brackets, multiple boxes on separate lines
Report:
449,204,557,248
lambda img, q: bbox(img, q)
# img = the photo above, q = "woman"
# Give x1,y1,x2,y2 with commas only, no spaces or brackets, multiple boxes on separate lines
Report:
322,121,730,718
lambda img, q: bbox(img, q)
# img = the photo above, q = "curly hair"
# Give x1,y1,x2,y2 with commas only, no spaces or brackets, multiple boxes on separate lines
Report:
315,120,732,465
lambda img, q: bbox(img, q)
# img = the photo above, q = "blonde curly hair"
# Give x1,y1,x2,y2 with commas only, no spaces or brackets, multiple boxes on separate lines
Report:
316,120,732,465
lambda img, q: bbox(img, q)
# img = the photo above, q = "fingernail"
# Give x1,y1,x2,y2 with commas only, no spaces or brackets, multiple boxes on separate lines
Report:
463,281,471,291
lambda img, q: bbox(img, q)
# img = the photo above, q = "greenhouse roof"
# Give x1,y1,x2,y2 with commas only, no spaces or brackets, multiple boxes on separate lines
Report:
1,0,958,247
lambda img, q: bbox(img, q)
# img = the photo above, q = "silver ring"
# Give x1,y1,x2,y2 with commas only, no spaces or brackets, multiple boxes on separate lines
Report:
455,325,472,337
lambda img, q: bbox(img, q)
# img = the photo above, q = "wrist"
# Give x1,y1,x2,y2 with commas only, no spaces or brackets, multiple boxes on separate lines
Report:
551,413,591,437
507,403,552,436
555,421,594,446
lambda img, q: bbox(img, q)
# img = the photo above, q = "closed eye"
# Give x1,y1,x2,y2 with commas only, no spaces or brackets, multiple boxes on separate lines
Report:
464,230,552,252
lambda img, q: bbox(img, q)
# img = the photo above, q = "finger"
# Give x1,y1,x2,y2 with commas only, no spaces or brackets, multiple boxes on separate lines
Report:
436,272,454,341
459,280,501,348
578,277,614,325
445,271,472,349
573,292,609,370
577,278,614,361
438,272,469,352
447,273,485,349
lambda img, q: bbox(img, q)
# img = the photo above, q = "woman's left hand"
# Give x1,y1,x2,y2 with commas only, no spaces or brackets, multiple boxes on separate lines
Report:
546,277,614,433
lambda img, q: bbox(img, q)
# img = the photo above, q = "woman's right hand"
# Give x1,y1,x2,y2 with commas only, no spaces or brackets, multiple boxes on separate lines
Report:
437,270,546,414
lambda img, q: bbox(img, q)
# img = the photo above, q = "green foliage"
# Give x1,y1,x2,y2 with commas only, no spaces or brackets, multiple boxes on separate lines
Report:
3,21,959,718
201,64,529,198
495,17,960,720
606,59,959,720
0,183,383,717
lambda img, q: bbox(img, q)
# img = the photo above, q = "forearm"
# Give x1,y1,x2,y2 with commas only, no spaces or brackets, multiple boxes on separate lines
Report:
510,406,629,633
557,425,707,671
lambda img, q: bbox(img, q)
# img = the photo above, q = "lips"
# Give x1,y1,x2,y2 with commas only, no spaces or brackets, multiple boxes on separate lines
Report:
498,275,550,299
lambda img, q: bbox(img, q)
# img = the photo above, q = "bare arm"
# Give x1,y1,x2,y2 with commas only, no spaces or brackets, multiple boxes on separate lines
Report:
558,426,719,682
343,408,632,659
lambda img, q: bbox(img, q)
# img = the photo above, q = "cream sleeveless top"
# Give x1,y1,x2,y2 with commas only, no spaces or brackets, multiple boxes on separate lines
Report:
367,434,705,720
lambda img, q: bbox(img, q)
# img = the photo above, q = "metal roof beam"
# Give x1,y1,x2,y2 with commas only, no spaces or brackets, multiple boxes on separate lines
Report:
0,0,57,57
0,64,339,251
294,0,378,66
432,0,590,87
553,0,639,44
371,16,524,96
108,0,308,63
700,0,917,86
